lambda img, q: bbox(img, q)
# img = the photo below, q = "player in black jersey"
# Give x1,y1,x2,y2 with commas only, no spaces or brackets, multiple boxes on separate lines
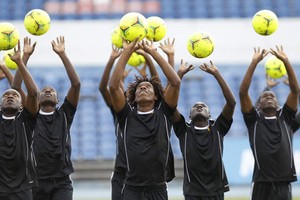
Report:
99,44,128,200
30,36,81,200
239,46,299,200
109,38,180,200
172,61,236,200
0,41,39,200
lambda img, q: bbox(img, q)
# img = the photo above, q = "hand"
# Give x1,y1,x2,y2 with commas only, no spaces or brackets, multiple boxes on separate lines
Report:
266,73,279,88
199,61,219,75
51,36,65,54
138,40,157,54
23,36,37,56
282,75,290,86
122,37,139,52
135,63,147,77
270,45,288,62
8,40,22,64
177,59,194,78
111,44,122,59
159,38,175,56
252,47,269,63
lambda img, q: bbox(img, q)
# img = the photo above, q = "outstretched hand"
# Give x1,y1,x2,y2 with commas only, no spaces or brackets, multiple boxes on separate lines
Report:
177,59,194,78
270,45,288,62
159,37,175,55
266,73,280,88
252,47,269,63
138,40,157,54
51,36,65,54
199,61,219,75
23,36,37,56
111,44,122,59
8,40,22,64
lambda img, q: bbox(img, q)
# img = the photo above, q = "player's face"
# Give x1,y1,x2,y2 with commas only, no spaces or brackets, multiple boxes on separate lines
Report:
259,91,278,110
39,86,58,105
1,89,22,114
135,81,157,103
190,102,210,121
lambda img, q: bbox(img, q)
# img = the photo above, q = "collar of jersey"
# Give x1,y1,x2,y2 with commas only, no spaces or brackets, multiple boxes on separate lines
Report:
137,109,154,115
264,116,277,119
2,115,15,120
194,125,209,130
39,110,55,115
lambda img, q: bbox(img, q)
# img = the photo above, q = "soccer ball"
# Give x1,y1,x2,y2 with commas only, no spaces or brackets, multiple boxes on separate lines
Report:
0,22,20,50
187,32,214,58
119,12,148,42
146,16,167,42
111,27,123,48
127,52,145,67
252,10,278,36
24,9,51,36
265,56,286,79
3,50,19,70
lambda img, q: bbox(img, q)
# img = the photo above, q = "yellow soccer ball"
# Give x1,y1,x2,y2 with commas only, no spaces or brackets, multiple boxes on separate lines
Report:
24,9,51,36
146,16,167,42
119,12,148,42
127,52,145,67
111,27,123,48
252,10,278,36
0,22,19,50
3,50,19,70
265,56,286,79
187,32,214,58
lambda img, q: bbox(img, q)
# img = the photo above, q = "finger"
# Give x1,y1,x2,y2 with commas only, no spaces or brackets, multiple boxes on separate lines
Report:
171,38,175,45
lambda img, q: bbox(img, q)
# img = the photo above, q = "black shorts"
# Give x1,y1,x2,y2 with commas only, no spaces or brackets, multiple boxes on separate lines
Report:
111,171,126,200
0,189,32,200
33,175,73,200
251,182,292,200
185,193,224,200
123,183,168,200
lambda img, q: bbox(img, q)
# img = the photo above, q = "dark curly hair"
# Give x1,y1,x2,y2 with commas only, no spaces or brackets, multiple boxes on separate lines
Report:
126,75,164,107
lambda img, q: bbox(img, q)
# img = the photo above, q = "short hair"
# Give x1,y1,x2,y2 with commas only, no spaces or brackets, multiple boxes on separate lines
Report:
126,75,164,106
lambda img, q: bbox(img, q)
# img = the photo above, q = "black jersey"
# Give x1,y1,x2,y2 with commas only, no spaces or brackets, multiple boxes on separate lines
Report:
0,108,37,193
33,98,76,179
243,104,297,183
173,113,232,196
117,100,175,186
109,106,127,174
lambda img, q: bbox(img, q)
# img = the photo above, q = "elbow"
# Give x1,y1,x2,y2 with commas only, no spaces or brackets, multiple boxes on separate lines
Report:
229,99,237,109
72,81,81,90
171,78,181,88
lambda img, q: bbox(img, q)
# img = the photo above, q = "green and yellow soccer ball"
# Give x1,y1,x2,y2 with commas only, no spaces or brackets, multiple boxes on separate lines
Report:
3,50,20,70
111,27,123,48
0,22,19,50
252,10,278,36
187,32,214,58
119,12,148,42
146,16,167,42
127,52,145,67
265,56,286,78
24,9,51,36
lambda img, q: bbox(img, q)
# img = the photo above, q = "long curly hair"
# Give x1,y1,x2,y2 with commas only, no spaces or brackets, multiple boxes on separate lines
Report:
126,75,164,107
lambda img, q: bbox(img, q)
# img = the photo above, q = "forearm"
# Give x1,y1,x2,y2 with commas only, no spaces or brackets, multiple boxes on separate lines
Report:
99,57,115,91
0,65,14,85
284,59,300,95
239,60,258,95
151,51,180,86
214,72,236,107
16,61,38,97
58,52,80,87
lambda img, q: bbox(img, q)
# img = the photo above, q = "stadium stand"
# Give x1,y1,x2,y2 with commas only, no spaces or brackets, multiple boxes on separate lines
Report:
1,0,300,20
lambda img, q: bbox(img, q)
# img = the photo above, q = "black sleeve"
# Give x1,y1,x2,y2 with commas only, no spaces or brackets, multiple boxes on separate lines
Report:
242,106,258,129
159,100,176,118
291,111,300,133
61,97,77,129
173,114,186,139
215,113,233,137
281,103,297,125
116,103,131,129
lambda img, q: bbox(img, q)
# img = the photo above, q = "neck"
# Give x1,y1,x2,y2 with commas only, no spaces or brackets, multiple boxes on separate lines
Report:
262,107,277,117
192,119,209,127
137,101,155,112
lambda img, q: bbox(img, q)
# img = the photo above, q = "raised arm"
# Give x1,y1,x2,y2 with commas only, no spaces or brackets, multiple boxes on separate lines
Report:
270,45,299,111
159,37,175,68
9,41,38,115
139,40,180,108
99,44,122,107
200,61,236,120
239,47,268,113
0,61,14,85
109,38,139,112
52,36,81,107
11,36,36,105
